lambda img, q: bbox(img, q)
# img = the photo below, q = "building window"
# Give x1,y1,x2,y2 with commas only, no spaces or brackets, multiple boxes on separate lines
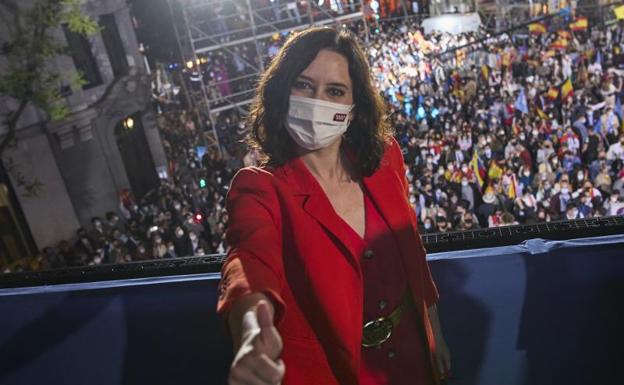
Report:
63,25,102,89
99,14,129,78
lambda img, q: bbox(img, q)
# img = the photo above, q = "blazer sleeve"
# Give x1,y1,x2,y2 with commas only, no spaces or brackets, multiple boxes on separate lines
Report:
387,138,440,307
217,167,286,324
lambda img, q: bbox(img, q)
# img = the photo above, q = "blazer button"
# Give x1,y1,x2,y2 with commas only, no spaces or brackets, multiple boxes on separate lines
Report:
388,349,396,358
363,249,374,259
378,299,387,310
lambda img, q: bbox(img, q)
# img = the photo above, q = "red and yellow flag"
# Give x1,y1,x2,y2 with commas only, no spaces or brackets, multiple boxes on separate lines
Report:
551,38,569,50
547,87,559,100
569,17,588,32
529,23,547,35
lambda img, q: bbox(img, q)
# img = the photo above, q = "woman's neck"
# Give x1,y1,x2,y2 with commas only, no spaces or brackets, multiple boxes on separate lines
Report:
298,139,355,184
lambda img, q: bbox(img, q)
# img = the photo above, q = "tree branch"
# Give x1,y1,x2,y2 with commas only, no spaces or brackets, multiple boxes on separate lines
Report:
0,98,29,155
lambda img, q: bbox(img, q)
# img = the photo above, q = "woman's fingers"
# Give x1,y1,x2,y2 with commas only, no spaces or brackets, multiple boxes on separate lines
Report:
250,354,286,384
255,323,283,360
229,352,285,385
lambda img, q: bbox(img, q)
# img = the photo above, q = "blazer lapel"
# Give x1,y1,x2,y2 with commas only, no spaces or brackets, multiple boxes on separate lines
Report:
363,161,419,270
279,157,363,270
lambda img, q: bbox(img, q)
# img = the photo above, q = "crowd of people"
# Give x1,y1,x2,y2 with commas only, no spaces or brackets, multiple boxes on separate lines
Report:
5,12,624,273
2,109,246,273
366,16,624,233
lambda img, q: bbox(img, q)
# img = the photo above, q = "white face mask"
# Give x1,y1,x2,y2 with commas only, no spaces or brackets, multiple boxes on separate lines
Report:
286,95,354,150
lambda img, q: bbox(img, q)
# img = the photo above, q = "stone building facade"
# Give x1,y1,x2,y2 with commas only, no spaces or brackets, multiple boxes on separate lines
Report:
0,0,167,255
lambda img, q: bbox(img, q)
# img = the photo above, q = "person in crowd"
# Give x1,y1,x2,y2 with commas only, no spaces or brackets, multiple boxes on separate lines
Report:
219,28,450,385
74,228,97,258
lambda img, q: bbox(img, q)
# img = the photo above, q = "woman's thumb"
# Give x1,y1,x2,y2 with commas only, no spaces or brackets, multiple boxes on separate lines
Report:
255,300,274,329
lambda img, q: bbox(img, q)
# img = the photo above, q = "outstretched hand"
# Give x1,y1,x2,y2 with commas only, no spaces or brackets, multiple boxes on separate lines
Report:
229,300,285,385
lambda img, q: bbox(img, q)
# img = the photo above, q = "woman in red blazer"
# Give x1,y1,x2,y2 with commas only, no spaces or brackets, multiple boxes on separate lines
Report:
218,27,451,385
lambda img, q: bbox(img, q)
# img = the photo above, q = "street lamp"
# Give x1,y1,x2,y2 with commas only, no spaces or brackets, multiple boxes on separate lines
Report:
123,117,134,130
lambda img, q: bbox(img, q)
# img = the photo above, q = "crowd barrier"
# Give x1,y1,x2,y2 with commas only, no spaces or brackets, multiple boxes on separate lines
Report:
1,219,623,385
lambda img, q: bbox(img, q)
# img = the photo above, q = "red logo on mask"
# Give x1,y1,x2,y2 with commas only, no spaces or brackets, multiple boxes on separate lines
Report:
333,113,347,122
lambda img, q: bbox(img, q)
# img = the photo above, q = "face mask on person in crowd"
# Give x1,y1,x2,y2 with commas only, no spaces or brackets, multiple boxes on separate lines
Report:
485,148,492,157
176,228,184,238
189,233,197,241
286,95,354,150
461,179,469,186
561,188,569,195
523,170,531,177
577,171,584,181
424,222,432,230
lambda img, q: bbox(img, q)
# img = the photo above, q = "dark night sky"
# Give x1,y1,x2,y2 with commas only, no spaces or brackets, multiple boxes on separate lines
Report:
130,0,181,65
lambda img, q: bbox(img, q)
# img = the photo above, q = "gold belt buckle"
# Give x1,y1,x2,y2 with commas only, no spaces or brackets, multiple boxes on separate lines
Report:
362,317,393,348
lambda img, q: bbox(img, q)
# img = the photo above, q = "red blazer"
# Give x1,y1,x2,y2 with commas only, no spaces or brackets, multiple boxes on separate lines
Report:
217,139,440,385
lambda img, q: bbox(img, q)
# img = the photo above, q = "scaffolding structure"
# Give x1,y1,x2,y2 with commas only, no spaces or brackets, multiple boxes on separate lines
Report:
169,0,368,144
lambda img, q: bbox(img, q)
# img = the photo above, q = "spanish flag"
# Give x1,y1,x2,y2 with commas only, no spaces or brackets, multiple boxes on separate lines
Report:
569,17,588,32
481,65,489,80
551,38,569,50
561,78,574,100
547,87,559,100
529,23,547,35
615,5,624,20
557,30,572,40
537,108,548,120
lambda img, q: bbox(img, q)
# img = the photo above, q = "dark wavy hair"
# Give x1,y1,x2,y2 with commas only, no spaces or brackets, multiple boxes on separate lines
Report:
246,27,392,177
